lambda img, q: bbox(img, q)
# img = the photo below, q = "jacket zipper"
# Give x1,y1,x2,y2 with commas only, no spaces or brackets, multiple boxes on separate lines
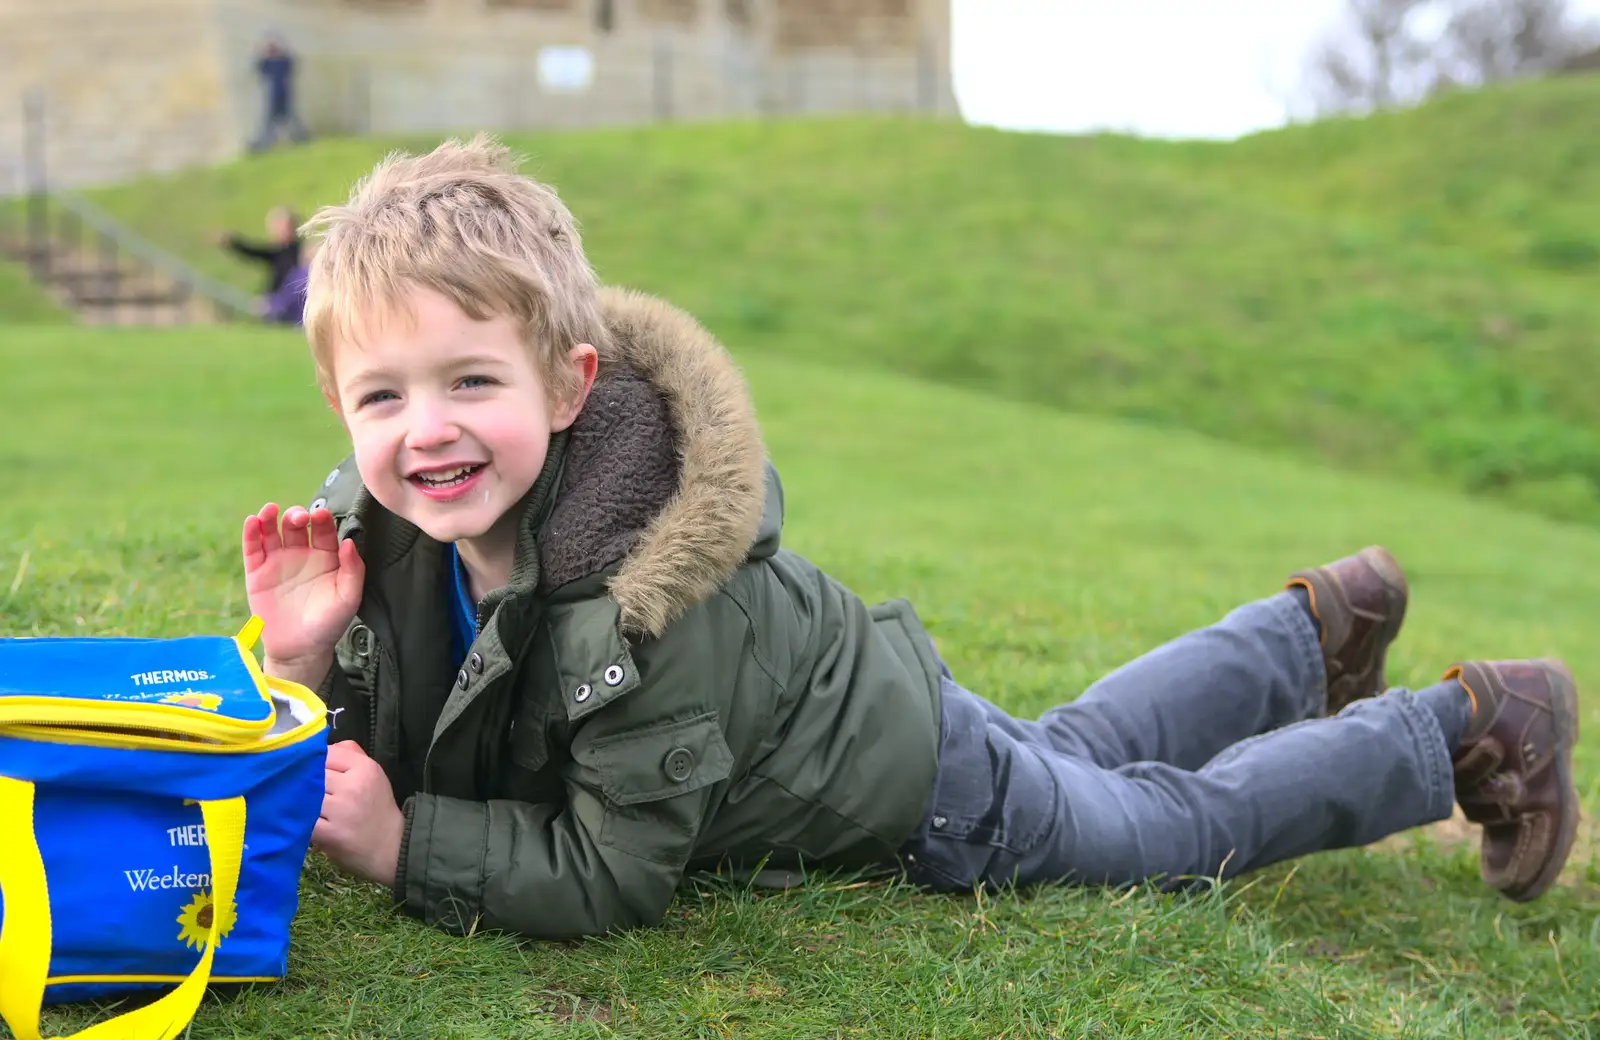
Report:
364,652,380,751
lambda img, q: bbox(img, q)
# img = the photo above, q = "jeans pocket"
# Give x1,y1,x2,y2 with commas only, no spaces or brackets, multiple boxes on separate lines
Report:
913,682,1062,887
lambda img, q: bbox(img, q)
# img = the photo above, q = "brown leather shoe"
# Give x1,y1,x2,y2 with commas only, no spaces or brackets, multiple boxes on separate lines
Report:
1286,546,1408,714
1445,659,1580,902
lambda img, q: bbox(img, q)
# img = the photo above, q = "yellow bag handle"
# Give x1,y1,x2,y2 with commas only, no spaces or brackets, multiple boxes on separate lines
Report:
0,778,246,1040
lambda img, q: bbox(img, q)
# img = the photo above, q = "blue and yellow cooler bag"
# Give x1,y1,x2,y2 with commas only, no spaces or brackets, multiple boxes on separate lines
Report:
0,618,327,1040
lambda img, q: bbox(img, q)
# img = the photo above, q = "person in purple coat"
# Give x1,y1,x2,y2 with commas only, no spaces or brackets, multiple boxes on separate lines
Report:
258,260,309,325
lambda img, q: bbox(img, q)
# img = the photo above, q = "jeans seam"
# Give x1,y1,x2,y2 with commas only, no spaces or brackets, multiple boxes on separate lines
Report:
1393,688,1457,821
1202,714,1324,770
1271,590,1327,718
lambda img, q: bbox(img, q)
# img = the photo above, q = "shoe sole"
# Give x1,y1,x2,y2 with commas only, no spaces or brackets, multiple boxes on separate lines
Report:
1502,659,1580,902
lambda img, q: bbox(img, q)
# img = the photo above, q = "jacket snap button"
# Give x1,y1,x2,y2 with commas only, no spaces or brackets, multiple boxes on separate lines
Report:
574,683,592,703
456,669,469,690
663,747,694,782
324,467,341,487
351,625,371,656
931,816,948,830
469,652,484,674
310,497,328,512
603,664,625,687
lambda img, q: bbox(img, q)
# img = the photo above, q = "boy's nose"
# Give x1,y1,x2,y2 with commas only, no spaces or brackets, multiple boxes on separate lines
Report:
404,404,460,450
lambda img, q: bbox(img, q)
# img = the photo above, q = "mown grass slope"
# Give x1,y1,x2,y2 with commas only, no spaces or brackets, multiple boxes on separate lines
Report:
0,259,69,322
2,323,1597,1038
65,76,1600,530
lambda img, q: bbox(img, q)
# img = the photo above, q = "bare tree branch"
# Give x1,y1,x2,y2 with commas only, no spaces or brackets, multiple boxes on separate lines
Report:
1307,0,1434,115
1440,0,1594,83
1305,0,1600,116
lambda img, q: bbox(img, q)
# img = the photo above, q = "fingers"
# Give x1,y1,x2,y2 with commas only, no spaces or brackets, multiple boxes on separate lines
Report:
336,538,367,604
256,503,283,555
248,503,347,561
326,739,367,772
308,507,339,553
311,816,342,852
242,514,265,571
281,506,312,550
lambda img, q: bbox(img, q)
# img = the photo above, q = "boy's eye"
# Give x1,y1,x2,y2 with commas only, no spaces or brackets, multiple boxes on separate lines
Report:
456,375,496,390
357,390,398,408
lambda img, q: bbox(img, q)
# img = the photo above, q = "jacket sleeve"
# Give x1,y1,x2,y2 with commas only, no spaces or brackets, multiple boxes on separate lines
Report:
224,235,280,262
396,707,734,940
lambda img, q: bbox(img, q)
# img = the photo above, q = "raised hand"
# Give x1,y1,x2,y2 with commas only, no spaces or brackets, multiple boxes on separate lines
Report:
242,503,365,678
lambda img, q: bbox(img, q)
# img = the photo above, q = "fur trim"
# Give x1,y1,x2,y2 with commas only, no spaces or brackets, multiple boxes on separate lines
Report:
594,288,767,637
540,364,681,595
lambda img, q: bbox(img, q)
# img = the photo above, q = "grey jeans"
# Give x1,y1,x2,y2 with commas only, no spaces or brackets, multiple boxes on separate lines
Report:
900,592,1459,891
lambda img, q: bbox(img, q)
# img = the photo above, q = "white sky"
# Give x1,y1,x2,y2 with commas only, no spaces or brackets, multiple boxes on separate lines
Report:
950,0,1600,140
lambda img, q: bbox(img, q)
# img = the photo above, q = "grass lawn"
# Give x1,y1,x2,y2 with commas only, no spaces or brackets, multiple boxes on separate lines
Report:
0,259,69,323
61,75,1600,532
2,323,1597,1038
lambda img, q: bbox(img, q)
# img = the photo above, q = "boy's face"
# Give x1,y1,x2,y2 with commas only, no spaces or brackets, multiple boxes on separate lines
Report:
330,285,589,547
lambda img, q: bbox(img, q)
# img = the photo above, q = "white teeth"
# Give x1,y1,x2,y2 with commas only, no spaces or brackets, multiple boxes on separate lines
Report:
415,465,479,488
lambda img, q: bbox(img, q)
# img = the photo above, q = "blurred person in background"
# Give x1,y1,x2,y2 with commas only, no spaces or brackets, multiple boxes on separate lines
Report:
258,241,313,326
250,35,310,152
212,206,301,292
211,205,304,323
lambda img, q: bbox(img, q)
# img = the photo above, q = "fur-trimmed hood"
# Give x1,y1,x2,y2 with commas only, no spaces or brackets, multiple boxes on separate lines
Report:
321,287,771,638
545,287,770,636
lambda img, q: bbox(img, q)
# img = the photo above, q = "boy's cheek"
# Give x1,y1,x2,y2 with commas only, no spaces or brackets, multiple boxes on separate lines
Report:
347,438,403,512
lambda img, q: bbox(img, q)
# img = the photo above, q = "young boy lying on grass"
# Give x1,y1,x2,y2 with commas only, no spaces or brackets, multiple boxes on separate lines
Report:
242,135,1582,940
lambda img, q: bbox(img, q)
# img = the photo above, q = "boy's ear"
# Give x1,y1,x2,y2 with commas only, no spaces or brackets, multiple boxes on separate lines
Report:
550,343,599,432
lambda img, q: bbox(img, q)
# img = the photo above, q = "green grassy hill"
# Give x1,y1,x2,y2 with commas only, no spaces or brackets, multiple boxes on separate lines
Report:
1166,75,1600,275
62,75,1600,532
0,259,69,322
3,322,1596,1038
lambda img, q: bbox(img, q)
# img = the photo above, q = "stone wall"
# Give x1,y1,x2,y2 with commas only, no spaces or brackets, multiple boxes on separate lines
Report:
1,0,956,191
0,0,239,192
219,0,953,134
216,0,748,134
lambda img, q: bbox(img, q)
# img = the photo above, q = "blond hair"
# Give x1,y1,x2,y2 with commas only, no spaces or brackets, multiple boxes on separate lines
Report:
302,134,608,402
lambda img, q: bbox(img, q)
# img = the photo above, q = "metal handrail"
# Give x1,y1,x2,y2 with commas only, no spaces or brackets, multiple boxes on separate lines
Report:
48,188,259,317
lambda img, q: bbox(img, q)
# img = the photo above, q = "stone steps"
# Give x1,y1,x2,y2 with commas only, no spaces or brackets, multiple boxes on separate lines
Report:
0,229,229,325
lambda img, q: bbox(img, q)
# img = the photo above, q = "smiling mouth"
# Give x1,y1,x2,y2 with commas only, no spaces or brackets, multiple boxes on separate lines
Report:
411,464,485,489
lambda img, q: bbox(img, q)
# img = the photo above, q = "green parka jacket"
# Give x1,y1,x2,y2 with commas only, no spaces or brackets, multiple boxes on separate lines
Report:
310,289,943,940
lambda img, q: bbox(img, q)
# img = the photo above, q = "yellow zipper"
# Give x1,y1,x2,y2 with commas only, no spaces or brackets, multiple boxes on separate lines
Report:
0,624,287,745
0,679,329,755
0,698,270,744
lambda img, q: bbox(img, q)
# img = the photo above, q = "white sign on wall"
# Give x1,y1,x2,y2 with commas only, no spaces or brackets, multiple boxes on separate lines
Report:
537,46,595,94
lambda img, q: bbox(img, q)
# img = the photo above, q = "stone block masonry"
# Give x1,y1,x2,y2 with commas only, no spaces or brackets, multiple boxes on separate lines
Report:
0,0,956,190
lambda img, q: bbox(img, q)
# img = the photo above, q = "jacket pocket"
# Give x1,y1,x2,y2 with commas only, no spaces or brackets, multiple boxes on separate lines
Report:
586,712,735,863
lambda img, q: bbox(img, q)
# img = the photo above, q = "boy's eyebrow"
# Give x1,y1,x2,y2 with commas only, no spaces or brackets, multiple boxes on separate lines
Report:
441,354,517,371
339,353,516,392
338,366,394,393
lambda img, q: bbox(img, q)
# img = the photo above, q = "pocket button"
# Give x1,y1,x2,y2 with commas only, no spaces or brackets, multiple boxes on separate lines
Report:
663,747,695,783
